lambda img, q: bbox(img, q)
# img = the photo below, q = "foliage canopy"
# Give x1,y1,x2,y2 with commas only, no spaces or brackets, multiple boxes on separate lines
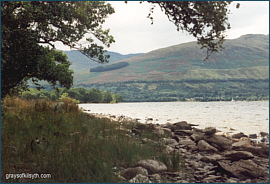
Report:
1,1,115,97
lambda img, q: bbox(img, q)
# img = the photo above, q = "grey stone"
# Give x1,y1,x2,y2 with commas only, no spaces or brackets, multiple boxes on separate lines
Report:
178,139,196,147
202,175,222,183
203,134,232,151
217,159,268,180
160,128,171,134
122,167,148,180
174,130,193,136
200,154,224,163
260,131,269,137
129,174,151,183
160,138,179,147
198,140,219,153
136,159,167,174
190,132,204,142
224,150,254,161
232,140,252,149
248,134,257,139
203,127,217,135
232,132,248,139
172,121,192,130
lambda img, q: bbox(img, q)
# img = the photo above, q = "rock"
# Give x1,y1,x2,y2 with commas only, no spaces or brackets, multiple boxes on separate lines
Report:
178,139,196,147
261,144,269,156
217,159,268,180
160,138,179,147
154,129,164,136
136,159,167,174
248,134,257,139
136,123,148,130
232,132,248,139
149,173,162,182
187,144,198,152
240,146,265,157
160,128,171,134
190,132,204,142
142,138,149,144
172,121,192,130
225,178,239,183
203,135,232,151
260,132,269,137
162,123,174,129
224,150,254,161
232,140,252,149
164,145,175,154
122,167,148,180
200,154,224,163
129,174,151,183
202,175,222,183
197,140,219,152
261,137,269,143
174,130,193,136
117,175,127,182
202,127,217,135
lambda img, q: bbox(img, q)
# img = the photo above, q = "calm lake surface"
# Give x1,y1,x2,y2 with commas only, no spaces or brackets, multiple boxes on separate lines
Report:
79,101,269,135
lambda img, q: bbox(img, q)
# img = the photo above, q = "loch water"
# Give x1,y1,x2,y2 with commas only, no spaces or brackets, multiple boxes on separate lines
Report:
79,101,269,136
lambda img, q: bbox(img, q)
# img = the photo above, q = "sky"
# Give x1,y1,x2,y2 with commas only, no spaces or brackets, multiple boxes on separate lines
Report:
55,1,269,55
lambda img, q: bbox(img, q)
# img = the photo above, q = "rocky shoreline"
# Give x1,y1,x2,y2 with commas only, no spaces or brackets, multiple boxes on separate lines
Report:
85,112,269,183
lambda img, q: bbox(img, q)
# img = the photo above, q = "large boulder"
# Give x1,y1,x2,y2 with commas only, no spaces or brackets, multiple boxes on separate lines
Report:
202,127,217,135
136,159,167,174
232,140,252,149
197,140,219,153
203,135,232,151
172,121,192,130
190,132,204,143
224,150,254,161
217,159,268,180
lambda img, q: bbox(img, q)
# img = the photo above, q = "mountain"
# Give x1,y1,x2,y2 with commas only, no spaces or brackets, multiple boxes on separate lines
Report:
73,34,269,84
63,50,143,73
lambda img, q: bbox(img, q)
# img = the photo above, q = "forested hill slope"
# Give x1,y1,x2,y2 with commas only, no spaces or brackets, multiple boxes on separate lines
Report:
63,50,142,73
73,34,269,84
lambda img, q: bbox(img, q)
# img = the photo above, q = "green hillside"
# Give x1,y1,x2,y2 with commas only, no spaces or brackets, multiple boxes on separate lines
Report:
72,34,269,102
73,34,268,84
63,50,142,73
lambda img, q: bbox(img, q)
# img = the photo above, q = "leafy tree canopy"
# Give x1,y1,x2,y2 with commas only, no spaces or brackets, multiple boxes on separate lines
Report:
1,1,115,98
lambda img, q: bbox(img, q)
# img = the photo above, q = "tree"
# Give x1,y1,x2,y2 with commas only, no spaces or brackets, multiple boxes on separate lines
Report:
102,91,113,103
146,1,240,60
113,93,123,103
1,1,115,98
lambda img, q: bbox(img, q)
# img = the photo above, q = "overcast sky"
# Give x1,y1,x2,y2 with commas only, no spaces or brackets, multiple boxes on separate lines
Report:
56,1,269,54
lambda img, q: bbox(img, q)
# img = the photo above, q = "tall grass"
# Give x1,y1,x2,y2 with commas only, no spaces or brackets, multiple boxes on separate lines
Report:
1,97,184,182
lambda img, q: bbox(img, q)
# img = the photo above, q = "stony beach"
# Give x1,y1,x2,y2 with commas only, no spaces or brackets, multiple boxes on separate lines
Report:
85,111,269,183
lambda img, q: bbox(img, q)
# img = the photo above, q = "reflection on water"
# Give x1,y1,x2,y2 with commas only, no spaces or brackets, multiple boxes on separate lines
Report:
79,101,269,135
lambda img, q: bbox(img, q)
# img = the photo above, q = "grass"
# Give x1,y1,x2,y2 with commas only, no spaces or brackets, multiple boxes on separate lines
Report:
1,97,185,183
